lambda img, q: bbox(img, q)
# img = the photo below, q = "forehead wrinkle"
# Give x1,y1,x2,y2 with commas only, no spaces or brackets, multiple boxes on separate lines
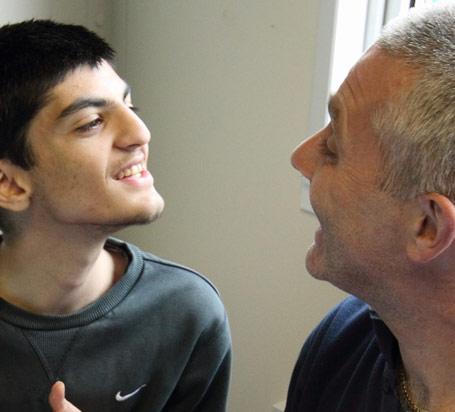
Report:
336,65,369,139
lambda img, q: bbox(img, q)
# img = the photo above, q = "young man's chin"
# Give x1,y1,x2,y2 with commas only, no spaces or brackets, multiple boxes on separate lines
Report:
121,204,165,227
89,203,165,235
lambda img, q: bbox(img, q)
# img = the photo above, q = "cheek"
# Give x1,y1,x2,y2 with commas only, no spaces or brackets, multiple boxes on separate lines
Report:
34,156,102,199
309,169,339,214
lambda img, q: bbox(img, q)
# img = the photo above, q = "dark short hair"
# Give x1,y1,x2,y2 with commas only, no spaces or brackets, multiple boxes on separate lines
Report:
0,19,115,169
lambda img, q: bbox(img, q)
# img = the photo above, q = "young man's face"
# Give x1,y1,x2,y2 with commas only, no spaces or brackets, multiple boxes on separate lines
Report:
290,46,416,300
25,60,164,231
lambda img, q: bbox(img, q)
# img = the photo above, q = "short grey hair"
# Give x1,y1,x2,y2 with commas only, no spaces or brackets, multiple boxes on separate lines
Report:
373,3,455,201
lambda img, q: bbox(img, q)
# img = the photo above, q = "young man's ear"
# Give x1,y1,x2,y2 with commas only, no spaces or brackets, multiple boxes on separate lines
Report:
0,159,32,212
407,193,455,263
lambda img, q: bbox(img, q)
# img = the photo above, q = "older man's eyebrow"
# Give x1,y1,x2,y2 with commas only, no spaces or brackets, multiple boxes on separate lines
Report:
327,94,340,125
57,83,132,119
327,94,345,149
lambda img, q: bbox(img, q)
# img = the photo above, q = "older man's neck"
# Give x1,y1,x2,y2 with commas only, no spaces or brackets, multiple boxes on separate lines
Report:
379,288,455,412
398,336,455,412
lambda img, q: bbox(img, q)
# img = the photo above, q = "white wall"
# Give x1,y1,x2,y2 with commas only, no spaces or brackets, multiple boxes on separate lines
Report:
0,0,111,37
113,2,347,411
0,1,347,411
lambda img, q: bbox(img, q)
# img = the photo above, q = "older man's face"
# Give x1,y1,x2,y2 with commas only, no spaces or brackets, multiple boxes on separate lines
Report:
291,46,416,300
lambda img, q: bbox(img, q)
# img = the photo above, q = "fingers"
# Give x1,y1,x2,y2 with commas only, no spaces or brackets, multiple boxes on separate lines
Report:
49,381,66,411
49,381,82,412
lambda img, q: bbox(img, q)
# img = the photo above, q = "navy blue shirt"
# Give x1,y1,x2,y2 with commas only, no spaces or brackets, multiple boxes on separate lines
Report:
285,296,402,412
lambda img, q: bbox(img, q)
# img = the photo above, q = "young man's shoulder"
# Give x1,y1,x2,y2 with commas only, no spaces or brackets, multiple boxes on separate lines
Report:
109,237,227,325
142,250,221,296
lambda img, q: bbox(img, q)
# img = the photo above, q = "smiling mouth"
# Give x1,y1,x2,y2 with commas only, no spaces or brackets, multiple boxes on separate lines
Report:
115,163,144,180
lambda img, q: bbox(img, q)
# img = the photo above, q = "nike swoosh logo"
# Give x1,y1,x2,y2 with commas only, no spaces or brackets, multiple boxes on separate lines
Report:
115,384,147,401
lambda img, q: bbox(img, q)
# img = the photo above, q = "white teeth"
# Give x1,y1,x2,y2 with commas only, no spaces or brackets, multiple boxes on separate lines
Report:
116,163,143,180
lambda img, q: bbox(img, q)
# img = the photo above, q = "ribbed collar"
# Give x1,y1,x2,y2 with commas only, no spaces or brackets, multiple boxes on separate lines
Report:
369,307,401,399
369,309,401,368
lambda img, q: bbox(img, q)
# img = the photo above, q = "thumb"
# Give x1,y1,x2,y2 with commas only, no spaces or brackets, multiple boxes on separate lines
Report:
48,381,68,412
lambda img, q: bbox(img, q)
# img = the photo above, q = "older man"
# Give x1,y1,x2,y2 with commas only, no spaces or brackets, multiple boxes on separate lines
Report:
287,4,455,412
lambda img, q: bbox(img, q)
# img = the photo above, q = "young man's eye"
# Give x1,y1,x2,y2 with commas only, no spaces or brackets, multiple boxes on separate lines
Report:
76,117,103,133
129,105,140,114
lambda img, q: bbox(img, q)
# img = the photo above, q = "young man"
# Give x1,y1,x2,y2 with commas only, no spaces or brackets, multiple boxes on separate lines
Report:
0,20,231,412
287,4,455,412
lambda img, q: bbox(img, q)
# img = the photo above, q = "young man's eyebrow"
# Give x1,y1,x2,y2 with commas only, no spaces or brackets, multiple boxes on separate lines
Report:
57,97,108,119
57,83,132,119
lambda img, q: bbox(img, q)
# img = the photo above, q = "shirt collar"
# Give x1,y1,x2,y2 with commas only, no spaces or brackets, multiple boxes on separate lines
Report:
369,308,401,369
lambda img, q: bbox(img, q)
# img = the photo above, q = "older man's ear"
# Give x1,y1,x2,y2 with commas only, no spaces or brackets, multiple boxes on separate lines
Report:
406,193,455,263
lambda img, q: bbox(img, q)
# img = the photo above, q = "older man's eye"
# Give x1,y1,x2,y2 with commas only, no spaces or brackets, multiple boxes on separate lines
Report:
319,139,336,159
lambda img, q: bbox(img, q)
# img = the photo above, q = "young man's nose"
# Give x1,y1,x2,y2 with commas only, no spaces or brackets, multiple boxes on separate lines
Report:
115,107,151,150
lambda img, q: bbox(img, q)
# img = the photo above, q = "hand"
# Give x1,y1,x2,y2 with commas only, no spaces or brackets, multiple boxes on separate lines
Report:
49,382,82,412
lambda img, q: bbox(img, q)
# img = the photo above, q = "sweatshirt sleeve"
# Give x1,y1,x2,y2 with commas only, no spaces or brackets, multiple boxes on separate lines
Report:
161,310,232,412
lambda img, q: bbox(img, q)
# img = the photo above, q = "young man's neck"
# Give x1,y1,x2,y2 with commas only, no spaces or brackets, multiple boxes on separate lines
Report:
0,225,127,315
